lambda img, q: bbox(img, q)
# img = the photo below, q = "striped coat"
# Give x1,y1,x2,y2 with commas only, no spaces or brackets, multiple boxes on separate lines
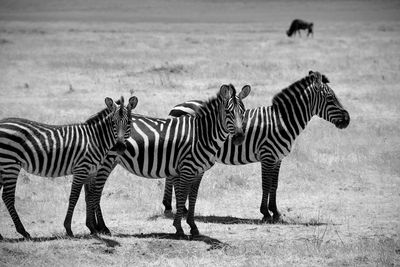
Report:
88,85,251,236
165,71,350,222
0,96,137,239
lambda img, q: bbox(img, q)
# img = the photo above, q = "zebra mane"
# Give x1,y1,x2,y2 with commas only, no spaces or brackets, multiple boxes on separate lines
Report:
271,75,313,107
85,108,111,124
194,84,237,117
85,96,127,124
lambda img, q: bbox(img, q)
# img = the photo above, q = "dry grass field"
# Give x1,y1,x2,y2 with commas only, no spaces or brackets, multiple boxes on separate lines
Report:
0,0,400,266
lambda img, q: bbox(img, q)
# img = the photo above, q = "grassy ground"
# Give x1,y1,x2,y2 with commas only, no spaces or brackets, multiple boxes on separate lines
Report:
1,0,400,266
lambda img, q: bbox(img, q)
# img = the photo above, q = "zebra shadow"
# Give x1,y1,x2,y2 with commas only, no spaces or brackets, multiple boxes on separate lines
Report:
113,232,228,250
192,215,333,226
0,234,120,248
155,213,334,226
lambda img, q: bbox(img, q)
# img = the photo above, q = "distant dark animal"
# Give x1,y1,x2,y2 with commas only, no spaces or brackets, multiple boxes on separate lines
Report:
287,19,314,37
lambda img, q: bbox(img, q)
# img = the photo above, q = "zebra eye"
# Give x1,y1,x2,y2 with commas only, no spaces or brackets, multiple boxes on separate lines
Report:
326,95,334,102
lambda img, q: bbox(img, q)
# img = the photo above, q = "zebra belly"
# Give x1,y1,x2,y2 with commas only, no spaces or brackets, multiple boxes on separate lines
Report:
119,162,179,179
216,142,260,165
117,133,187,179
27,162,74,177
6,142,85,178
0,125,78,177
18,152,74,178
119,151,179,179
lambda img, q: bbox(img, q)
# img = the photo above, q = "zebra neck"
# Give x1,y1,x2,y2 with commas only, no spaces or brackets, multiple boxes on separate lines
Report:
85,113,115,155
272,84,314,140
195,97,228,154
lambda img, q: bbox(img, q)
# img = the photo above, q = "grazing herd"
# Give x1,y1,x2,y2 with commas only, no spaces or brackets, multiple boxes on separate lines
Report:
0,70,350,239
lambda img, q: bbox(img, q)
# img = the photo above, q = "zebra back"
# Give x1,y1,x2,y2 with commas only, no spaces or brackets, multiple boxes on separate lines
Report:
169,72,349,163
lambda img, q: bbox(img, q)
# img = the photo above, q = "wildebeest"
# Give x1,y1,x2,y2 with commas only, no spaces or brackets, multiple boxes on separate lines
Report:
287,19,314,37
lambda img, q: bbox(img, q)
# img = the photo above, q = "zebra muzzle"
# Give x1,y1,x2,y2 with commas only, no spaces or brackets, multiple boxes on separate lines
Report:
335,111,350,129
113,142,127,155
232,133,245,145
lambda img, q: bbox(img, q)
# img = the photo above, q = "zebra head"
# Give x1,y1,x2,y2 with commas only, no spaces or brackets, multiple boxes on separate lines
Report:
219,84,251,145
105,96,138,155
309,71,350,129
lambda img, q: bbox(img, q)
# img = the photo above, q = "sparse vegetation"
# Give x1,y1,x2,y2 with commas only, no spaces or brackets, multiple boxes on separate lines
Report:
0,0,399,266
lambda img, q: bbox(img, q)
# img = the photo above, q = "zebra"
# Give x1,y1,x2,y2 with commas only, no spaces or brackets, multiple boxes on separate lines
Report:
0,96,138,239
86,84,251,237
287,19,314,37
164,71,350,223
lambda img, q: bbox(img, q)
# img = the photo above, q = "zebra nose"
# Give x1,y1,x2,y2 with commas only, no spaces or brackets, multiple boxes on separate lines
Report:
336,111,350,129
232,133,245,145
344,111,350,123
342,111,350,126
114,142,127,155
118,127,126,141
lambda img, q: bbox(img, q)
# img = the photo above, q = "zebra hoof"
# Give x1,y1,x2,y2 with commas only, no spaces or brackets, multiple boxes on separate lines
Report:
66,230,74,238
0,234,3,240
272,214,281,223
175,230,186,239
261,216,273,224
164,209,174,218
87,225,97,236
19,230,32,240
190,228,200,237
98,227,111,236
89,230,98,236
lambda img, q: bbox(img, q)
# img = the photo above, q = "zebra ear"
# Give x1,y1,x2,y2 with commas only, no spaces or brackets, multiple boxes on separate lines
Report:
219,84,231,100
322,75,330,83
127,96,138,110
105,97,116,111
309,71,322,83
239,85,251,100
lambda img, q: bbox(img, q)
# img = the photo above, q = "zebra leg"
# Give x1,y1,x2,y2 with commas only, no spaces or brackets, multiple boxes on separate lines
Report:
92,155,117,235
172,177,190,237
260,159,277,223
268,161,282,223
162,177,174,217
1,166,31,239
163,177,189,217
64,173,85,237
93,190,110,235
84,183,97,235
186,176,202,236
260,165,272,222
92,180,110,235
